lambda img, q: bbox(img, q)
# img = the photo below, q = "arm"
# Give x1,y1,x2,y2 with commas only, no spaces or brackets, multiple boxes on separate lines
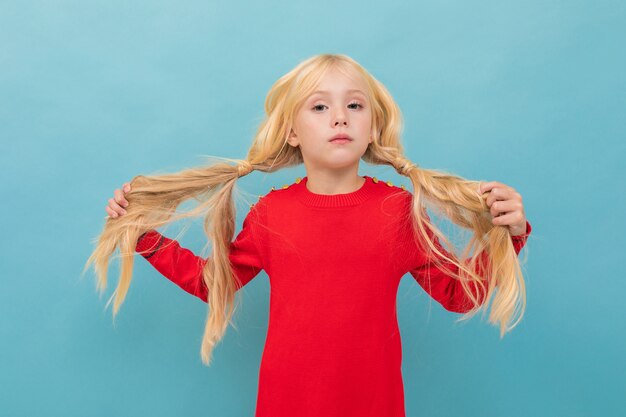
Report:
408,219,532,313
135,208,265,303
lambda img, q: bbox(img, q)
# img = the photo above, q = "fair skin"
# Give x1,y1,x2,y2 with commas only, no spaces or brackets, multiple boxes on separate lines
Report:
286,67,373,195
106,69,527,237
478,181,528,236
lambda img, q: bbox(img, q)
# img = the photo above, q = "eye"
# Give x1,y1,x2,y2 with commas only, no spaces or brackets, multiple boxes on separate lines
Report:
311,101,365,112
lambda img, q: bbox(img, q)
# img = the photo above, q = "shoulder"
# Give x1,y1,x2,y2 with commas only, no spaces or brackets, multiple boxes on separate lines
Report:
371,176,409,193
248,176,304,210
369,177,420,227
371,176,414,206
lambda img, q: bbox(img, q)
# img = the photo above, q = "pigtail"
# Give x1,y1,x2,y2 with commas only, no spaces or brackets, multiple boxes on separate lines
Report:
83,157,269,365
391,156,527,337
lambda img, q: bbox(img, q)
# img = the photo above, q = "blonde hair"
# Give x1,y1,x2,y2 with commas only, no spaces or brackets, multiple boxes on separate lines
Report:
83,53,528,366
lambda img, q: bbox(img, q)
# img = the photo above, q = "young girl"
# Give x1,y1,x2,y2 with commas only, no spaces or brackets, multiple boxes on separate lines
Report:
86,53,531,417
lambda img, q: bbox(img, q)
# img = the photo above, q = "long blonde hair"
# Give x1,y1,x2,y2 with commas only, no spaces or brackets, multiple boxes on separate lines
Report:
83,53,528,366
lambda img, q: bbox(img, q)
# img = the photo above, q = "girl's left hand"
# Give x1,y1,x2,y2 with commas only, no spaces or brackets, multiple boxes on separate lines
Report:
478,181,527,237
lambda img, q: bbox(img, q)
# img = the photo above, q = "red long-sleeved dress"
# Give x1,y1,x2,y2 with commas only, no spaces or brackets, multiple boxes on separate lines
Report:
135,175,532,417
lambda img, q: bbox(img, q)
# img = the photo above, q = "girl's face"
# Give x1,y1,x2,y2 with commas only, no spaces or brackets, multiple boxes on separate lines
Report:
288,68,372,174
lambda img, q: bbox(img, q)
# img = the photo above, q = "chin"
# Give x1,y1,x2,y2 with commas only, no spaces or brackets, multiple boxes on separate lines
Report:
325,157,362,169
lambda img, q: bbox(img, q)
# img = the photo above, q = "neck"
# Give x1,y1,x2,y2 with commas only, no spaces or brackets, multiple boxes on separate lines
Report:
304,169,365,195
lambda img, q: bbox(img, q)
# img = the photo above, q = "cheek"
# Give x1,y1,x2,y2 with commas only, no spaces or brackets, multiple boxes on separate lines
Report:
356,113,372,131
299,116,323,134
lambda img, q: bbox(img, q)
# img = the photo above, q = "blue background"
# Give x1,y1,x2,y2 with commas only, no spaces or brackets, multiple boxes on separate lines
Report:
1,1,624,416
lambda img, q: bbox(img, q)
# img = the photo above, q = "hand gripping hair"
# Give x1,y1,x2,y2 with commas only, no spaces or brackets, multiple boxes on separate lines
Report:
83,53,528,366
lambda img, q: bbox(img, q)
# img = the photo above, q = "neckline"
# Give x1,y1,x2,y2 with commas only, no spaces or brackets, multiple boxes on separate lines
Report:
294,175,378,207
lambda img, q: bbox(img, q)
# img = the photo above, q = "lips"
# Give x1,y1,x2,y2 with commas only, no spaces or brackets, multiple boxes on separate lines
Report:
329,134,353,142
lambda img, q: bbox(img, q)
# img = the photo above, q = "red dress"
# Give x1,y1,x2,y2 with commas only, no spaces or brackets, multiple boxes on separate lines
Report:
136,175,532,417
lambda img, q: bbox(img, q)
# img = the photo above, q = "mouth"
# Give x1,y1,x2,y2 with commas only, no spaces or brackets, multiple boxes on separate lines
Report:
329,134,353,143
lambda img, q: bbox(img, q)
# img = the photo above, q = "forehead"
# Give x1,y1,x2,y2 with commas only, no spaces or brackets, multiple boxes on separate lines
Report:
308,88,367,98
309,67,368,97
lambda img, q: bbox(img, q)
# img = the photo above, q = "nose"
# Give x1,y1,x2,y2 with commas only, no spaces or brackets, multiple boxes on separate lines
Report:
332,109,348,127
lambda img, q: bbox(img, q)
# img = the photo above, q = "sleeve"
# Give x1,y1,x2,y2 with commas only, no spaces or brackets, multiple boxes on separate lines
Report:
408,219,532,313
134,207,265,303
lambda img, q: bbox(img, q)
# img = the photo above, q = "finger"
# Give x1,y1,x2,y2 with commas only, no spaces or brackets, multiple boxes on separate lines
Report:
490,200,521,218
108,198,127,216
105,206,119,218
486,187,516,208
480,181,513,195
491,211,524,227
479,181,501,194
114,189,129,208
123,183,131,193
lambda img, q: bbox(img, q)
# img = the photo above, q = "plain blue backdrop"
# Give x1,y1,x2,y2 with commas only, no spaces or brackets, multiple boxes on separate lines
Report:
1,1,624,416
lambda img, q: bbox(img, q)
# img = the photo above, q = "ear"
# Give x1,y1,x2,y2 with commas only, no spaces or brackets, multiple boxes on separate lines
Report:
287,129,299,147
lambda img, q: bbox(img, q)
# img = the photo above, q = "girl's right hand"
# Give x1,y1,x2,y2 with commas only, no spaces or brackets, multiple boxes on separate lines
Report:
105,182,131,218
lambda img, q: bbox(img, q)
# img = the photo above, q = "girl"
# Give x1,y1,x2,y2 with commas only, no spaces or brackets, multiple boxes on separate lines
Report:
85,53,531,417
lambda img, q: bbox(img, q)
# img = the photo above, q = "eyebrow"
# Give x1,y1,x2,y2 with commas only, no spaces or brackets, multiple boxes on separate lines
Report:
310,89,367,97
